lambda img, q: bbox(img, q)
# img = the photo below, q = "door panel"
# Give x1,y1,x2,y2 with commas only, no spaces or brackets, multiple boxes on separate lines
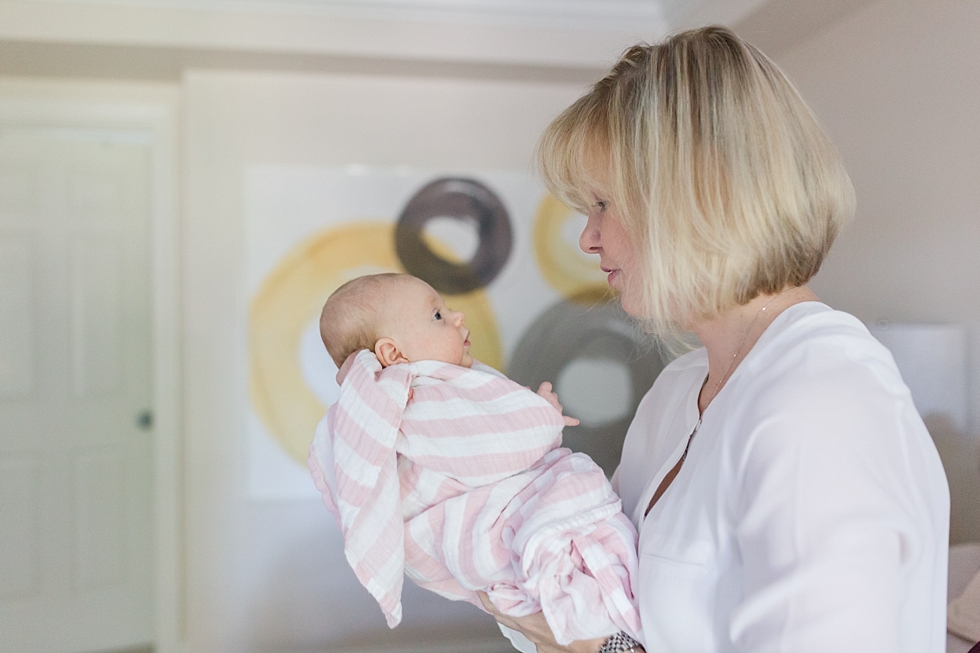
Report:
0,127,153,653
70,238,124,398
0,455,41,598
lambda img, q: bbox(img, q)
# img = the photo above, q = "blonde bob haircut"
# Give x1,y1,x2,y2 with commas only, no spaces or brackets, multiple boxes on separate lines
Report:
538,26,855,336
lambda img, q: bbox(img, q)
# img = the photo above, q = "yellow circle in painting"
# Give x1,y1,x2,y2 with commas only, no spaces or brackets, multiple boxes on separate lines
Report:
249,221,502,465
533,194,612,304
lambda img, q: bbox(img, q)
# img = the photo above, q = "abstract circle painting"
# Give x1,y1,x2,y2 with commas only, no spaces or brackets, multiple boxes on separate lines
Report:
246,167,665,480
395,177,513,295
507,289,664,476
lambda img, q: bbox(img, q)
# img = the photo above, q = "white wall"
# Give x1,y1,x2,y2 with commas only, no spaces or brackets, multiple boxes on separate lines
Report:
182,69,587,651
773,0,980,543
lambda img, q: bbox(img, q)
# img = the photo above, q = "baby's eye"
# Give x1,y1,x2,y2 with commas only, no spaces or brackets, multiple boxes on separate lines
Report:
434,310,442,320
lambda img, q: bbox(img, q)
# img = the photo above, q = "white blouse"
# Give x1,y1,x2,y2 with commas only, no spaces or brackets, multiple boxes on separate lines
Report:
616,302,950,653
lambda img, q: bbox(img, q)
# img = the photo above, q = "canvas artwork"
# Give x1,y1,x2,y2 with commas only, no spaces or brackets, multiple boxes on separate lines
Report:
245,166,664,498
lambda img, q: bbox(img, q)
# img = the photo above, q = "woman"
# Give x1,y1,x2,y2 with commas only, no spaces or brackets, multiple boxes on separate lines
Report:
480,26,950,653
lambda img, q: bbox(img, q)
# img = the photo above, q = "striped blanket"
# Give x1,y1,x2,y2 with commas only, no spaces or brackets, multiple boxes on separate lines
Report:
308,350,641,644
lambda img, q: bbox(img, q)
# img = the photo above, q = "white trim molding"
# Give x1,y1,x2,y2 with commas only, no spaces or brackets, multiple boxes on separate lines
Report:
36,0,675,31
0,0,763,70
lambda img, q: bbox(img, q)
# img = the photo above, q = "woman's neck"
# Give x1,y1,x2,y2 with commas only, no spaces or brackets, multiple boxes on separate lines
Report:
691,285,818,413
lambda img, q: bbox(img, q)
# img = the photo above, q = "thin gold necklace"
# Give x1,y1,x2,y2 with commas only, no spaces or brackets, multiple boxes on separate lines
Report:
702,290,786,408
646,290,790,518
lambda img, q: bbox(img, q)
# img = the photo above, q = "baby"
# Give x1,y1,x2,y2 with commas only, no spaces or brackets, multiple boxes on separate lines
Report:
308,273,641,651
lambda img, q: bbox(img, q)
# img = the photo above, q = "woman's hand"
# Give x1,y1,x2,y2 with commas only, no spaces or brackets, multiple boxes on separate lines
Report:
477,592,605,653
536,382,580,427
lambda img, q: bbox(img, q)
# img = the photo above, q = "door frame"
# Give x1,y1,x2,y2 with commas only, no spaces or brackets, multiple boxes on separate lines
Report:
0,78,183,653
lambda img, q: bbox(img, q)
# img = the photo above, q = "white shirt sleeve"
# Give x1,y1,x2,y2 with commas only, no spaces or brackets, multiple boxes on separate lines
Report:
730,369,922,652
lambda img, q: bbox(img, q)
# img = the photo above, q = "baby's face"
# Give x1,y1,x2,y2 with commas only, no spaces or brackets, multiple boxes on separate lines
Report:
382,277,473,368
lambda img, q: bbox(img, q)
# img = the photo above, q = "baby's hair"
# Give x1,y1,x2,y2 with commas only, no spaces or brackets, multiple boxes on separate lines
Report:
320,273,411,367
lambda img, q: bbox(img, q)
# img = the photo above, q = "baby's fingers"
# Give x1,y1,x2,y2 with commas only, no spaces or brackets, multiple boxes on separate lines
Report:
536,382,559,404
537,381,576,424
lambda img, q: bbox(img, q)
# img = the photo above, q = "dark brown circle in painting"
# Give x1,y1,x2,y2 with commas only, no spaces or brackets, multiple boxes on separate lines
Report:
507,291,666,477
394,177,513,294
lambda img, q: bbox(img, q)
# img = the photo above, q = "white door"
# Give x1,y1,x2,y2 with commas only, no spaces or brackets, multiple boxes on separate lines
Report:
0,127,153,652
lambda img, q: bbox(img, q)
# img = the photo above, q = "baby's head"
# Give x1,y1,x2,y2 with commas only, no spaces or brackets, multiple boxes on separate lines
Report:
320,273,473,369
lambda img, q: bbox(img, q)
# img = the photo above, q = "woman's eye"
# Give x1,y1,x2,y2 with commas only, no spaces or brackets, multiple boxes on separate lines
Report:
596,200,608,212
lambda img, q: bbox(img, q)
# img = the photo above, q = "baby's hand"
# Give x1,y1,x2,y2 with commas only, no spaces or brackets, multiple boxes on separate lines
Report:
536,382,580,427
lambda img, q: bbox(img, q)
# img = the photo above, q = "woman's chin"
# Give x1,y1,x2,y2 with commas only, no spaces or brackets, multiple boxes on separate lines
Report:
616,289,643,317
619,301,641,318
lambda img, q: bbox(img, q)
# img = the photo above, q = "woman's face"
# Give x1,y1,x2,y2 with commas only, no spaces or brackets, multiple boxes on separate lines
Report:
579,196,643,315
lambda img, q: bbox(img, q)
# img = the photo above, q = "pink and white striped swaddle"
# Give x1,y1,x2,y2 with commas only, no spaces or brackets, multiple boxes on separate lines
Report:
308,350,641,644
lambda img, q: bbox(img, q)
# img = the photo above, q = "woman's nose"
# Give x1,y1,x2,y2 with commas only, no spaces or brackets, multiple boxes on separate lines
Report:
579,213,601,254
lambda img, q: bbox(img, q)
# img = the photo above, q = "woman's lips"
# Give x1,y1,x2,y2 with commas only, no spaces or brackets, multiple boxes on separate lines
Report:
603,267,620,284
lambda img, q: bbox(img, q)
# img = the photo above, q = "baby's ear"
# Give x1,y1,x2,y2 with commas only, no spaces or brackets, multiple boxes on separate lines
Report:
375,338,408,367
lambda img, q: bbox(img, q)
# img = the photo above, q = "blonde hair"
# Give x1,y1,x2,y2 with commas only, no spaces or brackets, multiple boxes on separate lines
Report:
320,273,409,367
538,26,855,337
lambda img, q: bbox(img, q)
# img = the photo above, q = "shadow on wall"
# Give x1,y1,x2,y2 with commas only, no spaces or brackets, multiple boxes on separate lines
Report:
926,414,980,545
240,501,504,652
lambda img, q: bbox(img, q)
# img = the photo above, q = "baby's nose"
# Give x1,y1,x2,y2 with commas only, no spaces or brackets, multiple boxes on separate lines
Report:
452,310,465,326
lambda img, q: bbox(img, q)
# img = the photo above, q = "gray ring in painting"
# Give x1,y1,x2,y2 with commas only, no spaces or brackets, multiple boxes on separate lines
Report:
507,295,665,477
394,177,513,294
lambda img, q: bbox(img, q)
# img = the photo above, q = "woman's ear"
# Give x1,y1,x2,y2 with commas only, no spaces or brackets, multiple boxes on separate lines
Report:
375,338,408,367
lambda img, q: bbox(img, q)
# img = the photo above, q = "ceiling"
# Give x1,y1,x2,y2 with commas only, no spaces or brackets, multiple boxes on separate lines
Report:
0,0,881,81
26,0,763,33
